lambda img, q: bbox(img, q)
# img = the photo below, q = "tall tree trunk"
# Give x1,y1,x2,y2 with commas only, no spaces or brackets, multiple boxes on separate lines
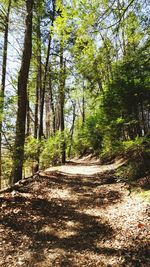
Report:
140,101,146,135
99,33,113,82
49,64,55,134
39,0,55,139
26,94,30,137
68,102,76,158
12,0,33,184
122,1,126,57
82,82,85,127
0,0,11,189
39,35,51,138
34,16,42,139
59,44,66,163
55,103,60,131
33,10,41,171
45,93,51,138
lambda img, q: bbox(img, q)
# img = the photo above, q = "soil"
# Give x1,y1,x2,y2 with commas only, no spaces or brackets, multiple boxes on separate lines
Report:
0,157,150,267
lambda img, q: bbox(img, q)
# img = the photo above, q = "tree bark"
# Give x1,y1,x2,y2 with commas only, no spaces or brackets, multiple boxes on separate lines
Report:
60,44,66,163
45,93,51,138
82,82,85,127
26,94,30,137
0,0,11,189
68,102,76,158
12,0,33,184
49,64,56,134
34,15,42,139
39,0,55,139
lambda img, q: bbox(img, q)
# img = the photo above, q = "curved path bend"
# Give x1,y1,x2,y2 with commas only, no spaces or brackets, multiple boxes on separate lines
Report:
0,158,149,267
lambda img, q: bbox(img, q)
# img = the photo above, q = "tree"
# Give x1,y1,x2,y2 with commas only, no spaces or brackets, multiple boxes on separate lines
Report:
12,0,33,183
0,0,149,187
0,0,11,188
34,0,42,139
59,40,66,163
39,0,56,139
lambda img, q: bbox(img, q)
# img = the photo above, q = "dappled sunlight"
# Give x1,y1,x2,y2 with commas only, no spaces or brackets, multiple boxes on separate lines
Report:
1,159,149,267
77,207,104,218
46,188,79,201
39,224,78,239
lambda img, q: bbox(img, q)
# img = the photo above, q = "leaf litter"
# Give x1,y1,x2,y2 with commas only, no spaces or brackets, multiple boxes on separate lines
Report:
0,159,149,266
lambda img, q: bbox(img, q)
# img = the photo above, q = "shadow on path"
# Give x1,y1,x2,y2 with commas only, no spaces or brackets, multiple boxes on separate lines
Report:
0,164,149,266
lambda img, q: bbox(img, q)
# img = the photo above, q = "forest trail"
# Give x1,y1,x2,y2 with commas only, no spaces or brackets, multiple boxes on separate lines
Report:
42,156,124,177
0,158,149,267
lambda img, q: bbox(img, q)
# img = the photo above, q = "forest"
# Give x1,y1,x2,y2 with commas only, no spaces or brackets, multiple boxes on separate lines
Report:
0,0,150,266
0,0,150,186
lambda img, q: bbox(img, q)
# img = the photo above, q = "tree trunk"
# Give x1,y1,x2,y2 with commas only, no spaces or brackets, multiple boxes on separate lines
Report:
122,1,126,57
82,82,85,127
140,101,146,135
34,15,42,139
26,95,30,137
0,0,11,189
39,0,55,139
55,103,60,131
39,35,51,138
45,93,51,138
68,102,76,158
49,64,56,134
12,0,33,184
60,44,66,163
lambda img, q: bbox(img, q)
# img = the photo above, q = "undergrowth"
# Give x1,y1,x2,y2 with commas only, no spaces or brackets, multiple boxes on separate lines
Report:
115,137,150,182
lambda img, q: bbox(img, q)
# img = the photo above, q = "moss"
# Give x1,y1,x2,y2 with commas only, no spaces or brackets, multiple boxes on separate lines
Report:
138,190,150,203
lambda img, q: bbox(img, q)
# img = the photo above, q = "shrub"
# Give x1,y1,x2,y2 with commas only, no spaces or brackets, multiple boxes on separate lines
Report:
116,137,150,181
72,114,103,156
40,131,64,168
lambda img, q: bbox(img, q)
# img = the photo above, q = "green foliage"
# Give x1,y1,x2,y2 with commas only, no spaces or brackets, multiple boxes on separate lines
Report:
40,131,64,168
72,127,91,156
101,44,150,140
1,0,150,187
116,137,150,181
123,138,145,155
100,138,123,161
24,132,70,172
72,113,103,156
24,136,41,162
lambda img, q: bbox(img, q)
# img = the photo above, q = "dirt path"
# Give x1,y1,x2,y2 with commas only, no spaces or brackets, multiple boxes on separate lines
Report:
42,158,124,176
0,160,149,267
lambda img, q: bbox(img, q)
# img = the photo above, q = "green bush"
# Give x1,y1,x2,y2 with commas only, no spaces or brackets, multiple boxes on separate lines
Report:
24,136,41,162
72,114,103,156
116,137,150,181
40,131,64,168
122,137,145,156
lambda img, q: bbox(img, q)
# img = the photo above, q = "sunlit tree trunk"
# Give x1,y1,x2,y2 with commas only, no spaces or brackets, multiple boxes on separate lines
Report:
68,102,76,158
0,0,11,189
34,15,42,139
45,93,51,138
59,43,66,163
82,85,85,127
39,0,55,139
49,64,56,134
39,36,51,138
12,0,33,184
